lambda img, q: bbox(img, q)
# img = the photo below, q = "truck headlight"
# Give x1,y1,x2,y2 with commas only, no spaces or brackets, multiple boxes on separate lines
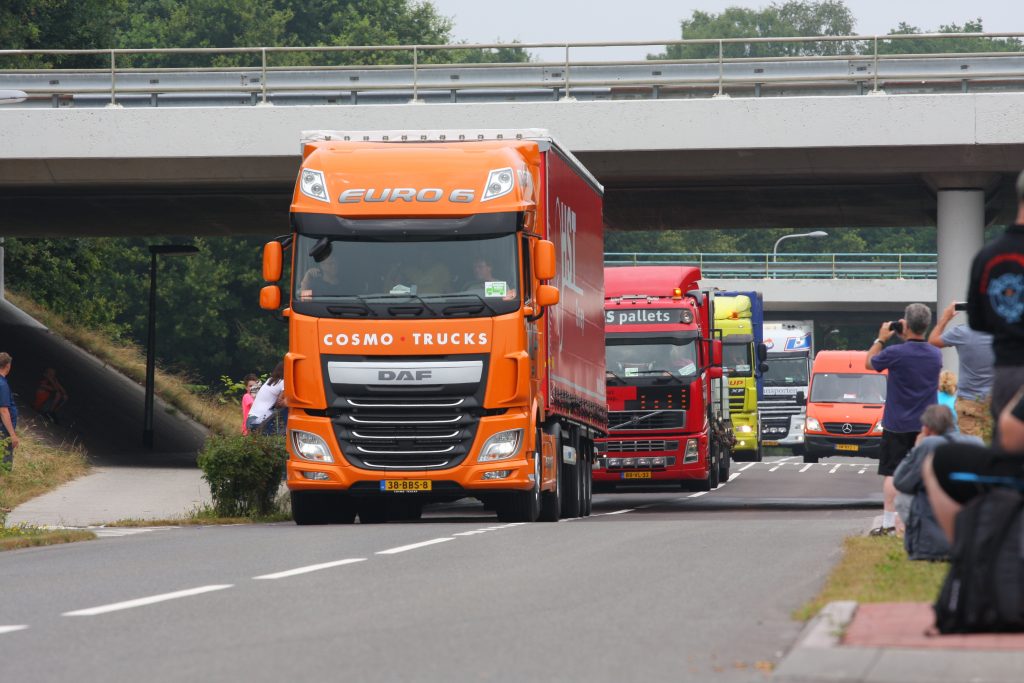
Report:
299,169,329,203
737,425,753,433
481,167,515,202
478,429,523,462
290,430,334,463
683,439,699,464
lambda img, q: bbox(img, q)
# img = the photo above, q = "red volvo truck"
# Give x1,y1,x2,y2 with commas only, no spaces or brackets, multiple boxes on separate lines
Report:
594,266,732,491
260,129,606,524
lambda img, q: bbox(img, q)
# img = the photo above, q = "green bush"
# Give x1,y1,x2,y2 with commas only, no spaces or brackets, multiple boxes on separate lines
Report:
197,434,287,517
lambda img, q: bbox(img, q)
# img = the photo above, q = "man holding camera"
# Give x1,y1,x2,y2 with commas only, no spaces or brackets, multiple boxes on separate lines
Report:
865,303,943,535
928,300,994,439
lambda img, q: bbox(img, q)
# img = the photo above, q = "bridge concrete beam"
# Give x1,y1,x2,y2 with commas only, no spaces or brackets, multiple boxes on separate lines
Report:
0,93,1022,234
703,279,935,313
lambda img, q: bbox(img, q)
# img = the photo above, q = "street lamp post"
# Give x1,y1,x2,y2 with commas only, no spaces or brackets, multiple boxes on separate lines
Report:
772,230,829,261
143,244,199,449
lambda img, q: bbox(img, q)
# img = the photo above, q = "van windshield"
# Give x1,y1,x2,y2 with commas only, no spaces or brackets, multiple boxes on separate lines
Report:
810,373,887,404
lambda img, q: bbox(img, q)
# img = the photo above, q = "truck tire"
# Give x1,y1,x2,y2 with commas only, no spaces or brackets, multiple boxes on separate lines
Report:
358,500,390,524
291,491,329,525
803,454,819,464
539,425,562,522
754,443,764,462
581,441,593,517
717,442,731,483
708,449,721,489
693,449,716,492
499,449,542,523
560,430,582,519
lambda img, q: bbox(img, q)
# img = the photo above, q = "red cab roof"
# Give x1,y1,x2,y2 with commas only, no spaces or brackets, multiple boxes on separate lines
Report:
604,266,702,299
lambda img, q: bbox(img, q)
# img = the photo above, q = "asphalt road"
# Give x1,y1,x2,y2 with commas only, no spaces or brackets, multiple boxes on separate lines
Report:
1,456,881,682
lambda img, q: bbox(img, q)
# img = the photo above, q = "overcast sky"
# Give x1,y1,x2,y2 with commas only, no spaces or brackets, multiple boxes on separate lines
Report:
430,0,1023,60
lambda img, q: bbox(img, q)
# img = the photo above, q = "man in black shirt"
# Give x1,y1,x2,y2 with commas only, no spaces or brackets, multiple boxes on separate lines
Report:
966,170,1024,427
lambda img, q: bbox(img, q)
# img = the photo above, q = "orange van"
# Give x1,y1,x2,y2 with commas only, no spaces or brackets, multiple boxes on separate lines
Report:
800,350,886,464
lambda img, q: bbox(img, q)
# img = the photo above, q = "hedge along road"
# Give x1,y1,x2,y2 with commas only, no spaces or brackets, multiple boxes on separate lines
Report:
0,457,879,682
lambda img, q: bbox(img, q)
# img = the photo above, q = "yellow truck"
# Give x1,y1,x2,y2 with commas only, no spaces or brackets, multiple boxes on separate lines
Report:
713,293,767,461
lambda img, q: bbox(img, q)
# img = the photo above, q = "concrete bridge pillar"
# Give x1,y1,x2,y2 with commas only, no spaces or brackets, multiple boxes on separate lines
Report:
935,188,986,371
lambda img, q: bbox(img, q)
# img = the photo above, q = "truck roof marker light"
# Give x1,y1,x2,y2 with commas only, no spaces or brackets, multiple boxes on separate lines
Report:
482,167,515,202
299,169,330,203
673,288,683,299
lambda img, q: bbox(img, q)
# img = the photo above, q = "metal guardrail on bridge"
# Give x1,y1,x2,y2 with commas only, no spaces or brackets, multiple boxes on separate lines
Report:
1,33,1023,107
604,253,937,279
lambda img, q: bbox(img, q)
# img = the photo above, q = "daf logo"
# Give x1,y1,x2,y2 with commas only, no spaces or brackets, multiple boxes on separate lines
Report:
378,370,433,381
842,423,854,434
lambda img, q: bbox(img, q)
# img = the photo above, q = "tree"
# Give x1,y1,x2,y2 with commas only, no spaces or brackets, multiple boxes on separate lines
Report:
879,19,1023,55
0,0,128,68
651,1,857,61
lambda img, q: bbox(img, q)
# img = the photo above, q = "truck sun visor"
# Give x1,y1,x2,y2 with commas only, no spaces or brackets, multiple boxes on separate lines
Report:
292,211,521,237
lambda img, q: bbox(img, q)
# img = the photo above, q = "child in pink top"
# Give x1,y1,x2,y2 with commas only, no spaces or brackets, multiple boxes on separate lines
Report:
241,374,260,435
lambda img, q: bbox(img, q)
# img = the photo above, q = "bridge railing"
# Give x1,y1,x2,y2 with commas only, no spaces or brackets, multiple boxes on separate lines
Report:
604,252,937,279
1,32,1023,107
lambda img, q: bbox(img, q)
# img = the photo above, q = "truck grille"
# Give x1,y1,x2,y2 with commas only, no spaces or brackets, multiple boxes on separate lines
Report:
333,396,480,470
605,440,680,453
824,422,871,435
761,415,792,438
608,410,685,431
729,397,745,412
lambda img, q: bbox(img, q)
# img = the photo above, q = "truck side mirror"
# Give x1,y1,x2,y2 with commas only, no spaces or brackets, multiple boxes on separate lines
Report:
707,366,723,380
757,343,768,363
260,285,281,310
263,241,283,282
796,390,806,406
760,362,770,374
536,284,559,308
712,339,723,367
534,240,556,281
686,289,702,305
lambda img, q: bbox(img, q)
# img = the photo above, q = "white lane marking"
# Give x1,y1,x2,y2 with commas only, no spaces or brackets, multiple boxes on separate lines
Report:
829,464,842,474
859,468,868,474
769,464,784,472
0,625,29,635
688,491,709,498
728,472,741,482
376,537,454,555
738,462,757,472
454,529,489,535
800,464,814,473
63,585,233,617
254,558,366,580
776,456,795,463
599,509,635,516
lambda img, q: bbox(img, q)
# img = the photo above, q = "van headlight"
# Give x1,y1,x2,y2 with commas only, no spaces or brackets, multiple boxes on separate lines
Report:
478,429,523,462
873,422,884,433
290,430,334,463
805,417,822,432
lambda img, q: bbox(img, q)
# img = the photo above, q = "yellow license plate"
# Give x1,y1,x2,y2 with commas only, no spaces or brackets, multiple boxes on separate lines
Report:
836,444,859,452
381,479,432,492
762,440,779,447
622,471,652,479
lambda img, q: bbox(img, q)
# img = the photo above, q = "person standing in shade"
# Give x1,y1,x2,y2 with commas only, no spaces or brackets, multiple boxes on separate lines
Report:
865,303,943,535
929,300,994,440
246,362,286,436
0,353,19,470
965,169,1024,436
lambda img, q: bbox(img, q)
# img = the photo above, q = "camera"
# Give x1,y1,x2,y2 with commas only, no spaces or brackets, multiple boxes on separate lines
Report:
954,302,968,311
888,321,904,334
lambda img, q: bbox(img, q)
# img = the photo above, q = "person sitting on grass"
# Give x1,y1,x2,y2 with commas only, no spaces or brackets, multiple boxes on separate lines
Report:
32,367,69,424
893,404,982,560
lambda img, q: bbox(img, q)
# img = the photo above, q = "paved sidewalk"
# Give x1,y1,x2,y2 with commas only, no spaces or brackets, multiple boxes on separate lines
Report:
774,601,1024,683
7,466,211,527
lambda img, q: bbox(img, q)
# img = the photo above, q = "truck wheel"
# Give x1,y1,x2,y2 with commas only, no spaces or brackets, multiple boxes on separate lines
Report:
754,443,764,463
500,451,542,523
581,442,593,517
291,491,328,525
539,426,562,522
803,454,819,464
708,450,721,489
716,442,731,482
325,493,357,524
560,431,582,519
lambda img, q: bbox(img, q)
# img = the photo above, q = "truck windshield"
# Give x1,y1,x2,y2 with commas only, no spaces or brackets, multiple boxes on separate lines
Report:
605,334,698,384
810,373,887,404
292,233,520,318
764,357,809,386
722,342,753,377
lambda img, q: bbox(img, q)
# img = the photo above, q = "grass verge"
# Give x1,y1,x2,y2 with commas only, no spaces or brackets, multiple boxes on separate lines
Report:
7,290,239,436
796,535,949,621
0,528,96,551
107,502,292,527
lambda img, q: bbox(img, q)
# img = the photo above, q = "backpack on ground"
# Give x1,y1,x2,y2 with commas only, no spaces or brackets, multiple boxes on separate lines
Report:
934,486,1024,633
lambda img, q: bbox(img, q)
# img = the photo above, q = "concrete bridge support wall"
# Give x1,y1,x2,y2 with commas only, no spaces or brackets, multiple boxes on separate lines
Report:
936,189,986,371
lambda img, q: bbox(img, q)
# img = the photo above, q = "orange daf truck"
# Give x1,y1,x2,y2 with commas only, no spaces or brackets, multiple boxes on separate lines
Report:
260,129,607,524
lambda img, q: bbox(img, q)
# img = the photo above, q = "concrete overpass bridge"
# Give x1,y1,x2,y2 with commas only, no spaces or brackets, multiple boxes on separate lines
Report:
1,35,1023,343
